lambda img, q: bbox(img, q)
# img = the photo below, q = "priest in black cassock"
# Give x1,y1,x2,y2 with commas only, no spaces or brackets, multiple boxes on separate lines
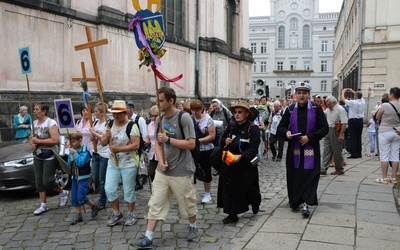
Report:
278,82,328,217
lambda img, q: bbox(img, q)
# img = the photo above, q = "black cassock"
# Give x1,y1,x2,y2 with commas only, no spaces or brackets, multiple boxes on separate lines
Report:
278,102,328,208
217,120,261,215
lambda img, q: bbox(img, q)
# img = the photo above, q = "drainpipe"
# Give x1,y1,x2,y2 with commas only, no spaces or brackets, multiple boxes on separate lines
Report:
357,0,363,90
195,0,202,101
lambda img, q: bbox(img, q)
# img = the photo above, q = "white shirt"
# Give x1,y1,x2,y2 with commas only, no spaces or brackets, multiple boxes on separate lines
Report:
131,113,148,139
324,104,348,127
345,98,365,119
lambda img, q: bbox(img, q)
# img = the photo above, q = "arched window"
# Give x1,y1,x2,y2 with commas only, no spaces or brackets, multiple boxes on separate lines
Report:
303,25,310,48
290,18,298,30
278,26,285,48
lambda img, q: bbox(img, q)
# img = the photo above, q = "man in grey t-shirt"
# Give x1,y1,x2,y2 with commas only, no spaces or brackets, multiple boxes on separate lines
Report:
132,87,200,249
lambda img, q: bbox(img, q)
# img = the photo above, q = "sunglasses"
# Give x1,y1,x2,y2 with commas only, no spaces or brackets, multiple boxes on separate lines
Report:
151,115,158,118
234,110,244,114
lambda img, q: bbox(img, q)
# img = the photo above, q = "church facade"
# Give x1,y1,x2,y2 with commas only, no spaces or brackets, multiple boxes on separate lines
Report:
249,0,338,100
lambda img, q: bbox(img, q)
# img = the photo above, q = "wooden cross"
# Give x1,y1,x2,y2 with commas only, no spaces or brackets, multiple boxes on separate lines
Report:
72,26,119,165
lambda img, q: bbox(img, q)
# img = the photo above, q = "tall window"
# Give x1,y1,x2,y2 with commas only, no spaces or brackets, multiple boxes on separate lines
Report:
277,61,283,70
290,18,298,30
261,62,267,72
321,81,327,92
303,25,310,48
321,60,327,72
277,80,283,87
253,62,257,72
251,43,257,53
261,42,267,53
304,61,310,70
227,0,235,52
321,41,328,52
290,61,297,70
161,0,184,39
278,26,285,48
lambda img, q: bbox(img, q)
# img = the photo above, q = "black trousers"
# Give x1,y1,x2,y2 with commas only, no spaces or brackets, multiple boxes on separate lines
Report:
348,118,363,157
269,133,284,159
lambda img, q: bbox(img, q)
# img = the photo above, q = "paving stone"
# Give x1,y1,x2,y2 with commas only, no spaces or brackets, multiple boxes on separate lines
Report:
298,240,354,250
310,212,355,228
244,232,301,249
302,224,354,245
259,218,307,233
319,194,356,204
357,221,400,242
357,199,398,213
357,209,400,226
356,236,400,249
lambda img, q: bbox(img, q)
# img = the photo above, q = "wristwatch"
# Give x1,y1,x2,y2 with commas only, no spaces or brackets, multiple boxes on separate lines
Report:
166,137,171,145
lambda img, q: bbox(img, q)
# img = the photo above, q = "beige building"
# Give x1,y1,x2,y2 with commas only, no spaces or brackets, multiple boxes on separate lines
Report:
249,0,338,100
333,0,400,108
0,0,252,132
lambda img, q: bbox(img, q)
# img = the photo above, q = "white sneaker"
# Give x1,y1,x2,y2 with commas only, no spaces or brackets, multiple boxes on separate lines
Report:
59,190,69,207
201,195,211,203
34,206,48,215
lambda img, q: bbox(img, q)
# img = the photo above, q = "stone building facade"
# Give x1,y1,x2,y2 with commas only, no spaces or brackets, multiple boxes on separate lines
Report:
333,0,400,114
0,0,253,140
249,0,338,100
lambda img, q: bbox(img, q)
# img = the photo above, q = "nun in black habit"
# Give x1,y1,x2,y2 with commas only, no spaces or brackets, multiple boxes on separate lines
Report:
278,82,328,217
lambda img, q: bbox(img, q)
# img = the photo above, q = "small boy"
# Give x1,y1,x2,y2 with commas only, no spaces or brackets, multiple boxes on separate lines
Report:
68,132,99,225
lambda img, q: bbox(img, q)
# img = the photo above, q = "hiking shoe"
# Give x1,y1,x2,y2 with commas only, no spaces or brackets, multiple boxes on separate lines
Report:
107,212,123,227
130,236,153,249
187,226,201,242
33,206,48,215
124,213,138,226
91,204,99,219
59,190,69,207
71,213,83,225
301,203,310,218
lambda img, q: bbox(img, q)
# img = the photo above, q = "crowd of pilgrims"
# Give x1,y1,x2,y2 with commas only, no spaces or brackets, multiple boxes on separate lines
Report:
28,84,400,248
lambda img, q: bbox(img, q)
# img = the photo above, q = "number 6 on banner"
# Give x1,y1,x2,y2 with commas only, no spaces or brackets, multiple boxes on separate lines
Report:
19,47,32,74
54,99,76,134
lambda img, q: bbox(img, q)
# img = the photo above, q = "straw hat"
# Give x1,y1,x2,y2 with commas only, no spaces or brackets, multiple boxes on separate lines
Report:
229,101,253,119
108,100,127,113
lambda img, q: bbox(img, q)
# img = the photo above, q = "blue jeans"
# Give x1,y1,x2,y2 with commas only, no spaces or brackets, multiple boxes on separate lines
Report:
71,178,89,207
91,153,108,205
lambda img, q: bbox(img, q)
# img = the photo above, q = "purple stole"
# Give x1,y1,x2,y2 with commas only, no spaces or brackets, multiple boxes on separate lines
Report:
289,101,316,169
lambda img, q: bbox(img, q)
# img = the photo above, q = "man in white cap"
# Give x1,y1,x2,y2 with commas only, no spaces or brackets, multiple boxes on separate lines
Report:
277,82,328,218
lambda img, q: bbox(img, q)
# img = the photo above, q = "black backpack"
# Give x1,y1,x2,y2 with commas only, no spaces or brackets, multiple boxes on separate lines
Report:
176,111,206,182
108,120,141,152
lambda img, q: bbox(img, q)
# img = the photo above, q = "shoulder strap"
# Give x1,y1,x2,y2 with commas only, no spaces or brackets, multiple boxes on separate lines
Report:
126,121,135,139
388,102,400,120
135,115,140,124
222,108,230,122
177,110,184,137
108,119,114,128
93,119,99,126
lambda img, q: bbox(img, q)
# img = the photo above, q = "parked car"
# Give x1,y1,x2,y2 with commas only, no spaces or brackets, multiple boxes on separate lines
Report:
0,140,70,191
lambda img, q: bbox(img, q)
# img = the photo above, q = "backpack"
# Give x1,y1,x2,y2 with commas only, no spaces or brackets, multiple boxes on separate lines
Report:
176,111,207,182
210,109,231,147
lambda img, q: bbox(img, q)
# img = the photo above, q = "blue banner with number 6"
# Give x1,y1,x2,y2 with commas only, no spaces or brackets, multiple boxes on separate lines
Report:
54,99,75,130
19,47,32,74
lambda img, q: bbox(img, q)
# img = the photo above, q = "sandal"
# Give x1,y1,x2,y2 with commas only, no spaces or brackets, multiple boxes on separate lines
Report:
389,177,398,184
375,177,389,184
366,154,374,157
